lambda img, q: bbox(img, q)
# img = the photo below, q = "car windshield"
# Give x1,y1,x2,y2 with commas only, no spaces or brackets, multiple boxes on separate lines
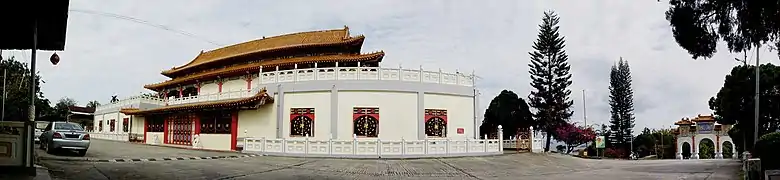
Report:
35,122,48,130
54,123,84,131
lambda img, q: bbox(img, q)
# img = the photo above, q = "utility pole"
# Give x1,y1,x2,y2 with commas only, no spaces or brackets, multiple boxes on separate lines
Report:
2,69,6,122
753,44,760,150
582,89,587,127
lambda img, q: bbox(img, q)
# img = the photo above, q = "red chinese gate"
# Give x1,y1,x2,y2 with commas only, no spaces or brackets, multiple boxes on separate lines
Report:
166,114,195,146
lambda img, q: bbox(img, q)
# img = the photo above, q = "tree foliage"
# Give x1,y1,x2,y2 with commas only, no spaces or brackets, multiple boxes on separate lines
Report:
479,90,535,139
608,58,636,150
708,64,780,152
54,97,77,119
632,128,676,159
555,122,596,153
0,56,56,122
528,11,575,152
663,0,780,59
86,100,100,109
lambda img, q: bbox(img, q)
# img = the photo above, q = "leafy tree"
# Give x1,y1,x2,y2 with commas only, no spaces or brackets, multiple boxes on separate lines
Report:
54,97,77,119
479,90,535,139
528,11,575,152
608,58,636,151
708,64,780,152
555,122,596,153
0,56,55,122
662,0,780,59
85,100,100,109
699,139,716,159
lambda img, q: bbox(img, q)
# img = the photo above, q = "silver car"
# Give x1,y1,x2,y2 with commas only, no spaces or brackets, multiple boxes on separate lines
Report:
34,121,48,143
38,121,90,156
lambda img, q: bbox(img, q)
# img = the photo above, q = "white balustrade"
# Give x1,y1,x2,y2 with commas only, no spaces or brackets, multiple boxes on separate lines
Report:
95,95,166,112
243,137,502,158
87,132,130,142
166,89,257,106
259,67,475,86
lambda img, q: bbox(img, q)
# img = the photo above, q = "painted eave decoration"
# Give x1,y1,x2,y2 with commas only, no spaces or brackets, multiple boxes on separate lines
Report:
121,89,273,116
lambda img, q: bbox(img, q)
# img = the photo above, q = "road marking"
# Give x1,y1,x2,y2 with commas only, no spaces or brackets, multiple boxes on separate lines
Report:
41,154,262,163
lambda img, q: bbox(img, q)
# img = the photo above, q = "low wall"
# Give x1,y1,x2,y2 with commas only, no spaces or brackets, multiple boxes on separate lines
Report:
195,134,231,151
243,137,503,158
0,122,24,166
502,139,545,153
88,132,129,142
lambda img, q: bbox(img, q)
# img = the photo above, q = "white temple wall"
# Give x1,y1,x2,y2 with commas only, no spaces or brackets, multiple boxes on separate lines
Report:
130,116,145,135
200,82,219,94
146,132,164,144
424,93,474,139
238,99,277,140
338,91,418,140
223,78,245,92
199,134,231,151
283,92,331,140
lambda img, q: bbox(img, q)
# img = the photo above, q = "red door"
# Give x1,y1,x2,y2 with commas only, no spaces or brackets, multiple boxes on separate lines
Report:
166,114,194,146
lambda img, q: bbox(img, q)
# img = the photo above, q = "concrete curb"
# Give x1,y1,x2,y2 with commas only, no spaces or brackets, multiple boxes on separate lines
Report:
38,154,261,163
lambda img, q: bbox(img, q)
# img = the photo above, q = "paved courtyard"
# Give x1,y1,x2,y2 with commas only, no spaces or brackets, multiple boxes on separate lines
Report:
36,140,741,180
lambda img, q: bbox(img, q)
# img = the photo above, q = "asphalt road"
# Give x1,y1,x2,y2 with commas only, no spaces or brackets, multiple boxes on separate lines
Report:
35,140,742,180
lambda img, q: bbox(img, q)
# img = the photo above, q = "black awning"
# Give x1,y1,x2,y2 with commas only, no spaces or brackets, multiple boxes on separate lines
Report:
0,0,70,51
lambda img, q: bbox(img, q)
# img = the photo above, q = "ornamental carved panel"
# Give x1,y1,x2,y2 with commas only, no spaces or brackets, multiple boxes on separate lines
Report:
353,107,379,138
290,108,315,137
424,109,447,137
516,127,531,152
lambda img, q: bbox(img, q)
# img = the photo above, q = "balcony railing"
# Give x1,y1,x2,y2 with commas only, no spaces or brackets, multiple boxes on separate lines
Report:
95,95,166,112
243,137,502,158
260,67,476,86
166,89,257,105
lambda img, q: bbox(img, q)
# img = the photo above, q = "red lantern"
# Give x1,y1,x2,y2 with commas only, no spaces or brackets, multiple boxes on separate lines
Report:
50,52,60,65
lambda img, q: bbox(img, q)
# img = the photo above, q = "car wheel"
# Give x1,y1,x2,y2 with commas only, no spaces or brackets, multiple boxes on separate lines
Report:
38,141,44,150
77,150,87,157
45,142,56,154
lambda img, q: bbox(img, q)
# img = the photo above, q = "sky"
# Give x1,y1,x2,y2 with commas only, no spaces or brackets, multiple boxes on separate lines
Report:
3,0,778,133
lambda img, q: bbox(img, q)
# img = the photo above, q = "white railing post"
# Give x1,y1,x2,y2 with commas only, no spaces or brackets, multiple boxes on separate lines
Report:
282,138,287,153
335,62,339,80
439,68,443,83
314,63,318,80
352,134,357,155
498,125,504,151
305,134,309,156
376,138,381,157
328,137,333,155
419,65,424,82
465,137,470,152
401,137,406,156
424,138,429,154
446,138,450,155
260,137,266,152
294,64,298,82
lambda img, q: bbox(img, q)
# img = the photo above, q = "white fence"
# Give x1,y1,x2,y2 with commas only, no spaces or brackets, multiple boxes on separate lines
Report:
87,132,129,142
167,89,257,105
95,95,166,112
243,137,503,158
260,67,476,87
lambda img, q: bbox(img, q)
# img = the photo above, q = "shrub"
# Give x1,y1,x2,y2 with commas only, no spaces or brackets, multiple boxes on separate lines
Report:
604,147,628,159
755,132,780,170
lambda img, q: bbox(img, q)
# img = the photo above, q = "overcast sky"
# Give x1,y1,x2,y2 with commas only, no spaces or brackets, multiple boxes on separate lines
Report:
3,0,778,132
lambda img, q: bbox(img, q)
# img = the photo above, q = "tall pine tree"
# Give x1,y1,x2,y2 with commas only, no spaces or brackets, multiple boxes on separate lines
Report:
608,58,635,151
528,11,574,152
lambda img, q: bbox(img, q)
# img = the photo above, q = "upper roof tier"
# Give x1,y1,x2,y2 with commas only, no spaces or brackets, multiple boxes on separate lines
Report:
161,26,364,77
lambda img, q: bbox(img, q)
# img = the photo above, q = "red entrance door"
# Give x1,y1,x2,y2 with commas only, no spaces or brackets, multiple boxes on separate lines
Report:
166,114,194,146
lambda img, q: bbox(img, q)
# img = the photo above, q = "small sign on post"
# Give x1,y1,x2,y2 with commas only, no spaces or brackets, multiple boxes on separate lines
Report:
456,128,464,134
595,136,605,149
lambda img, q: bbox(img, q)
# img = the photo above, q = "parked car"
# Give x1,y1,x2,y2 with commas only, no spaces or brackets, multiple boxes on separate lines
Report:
34,121,49,143
38,121,90,156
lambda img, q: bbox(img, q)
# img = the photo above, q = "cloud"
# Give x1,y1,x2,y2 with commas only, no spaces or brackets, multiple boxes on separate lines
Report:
4,0,778,133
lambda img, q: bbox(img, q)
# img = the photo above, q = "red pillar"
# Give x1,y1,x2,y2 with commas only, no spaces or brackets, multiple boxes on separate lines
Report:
163,117,169,144
231,111,238,151
218,82,224,93
196,82,202,94
178,86,183,97
143,118,148,144
245,75,253,90
194,114,201,135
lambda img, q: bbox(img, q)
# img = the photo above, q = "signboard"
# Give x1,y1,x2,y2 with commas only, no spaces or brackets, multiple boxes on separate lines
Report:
456,128,464,134
698,122,714,134
595,136,605,148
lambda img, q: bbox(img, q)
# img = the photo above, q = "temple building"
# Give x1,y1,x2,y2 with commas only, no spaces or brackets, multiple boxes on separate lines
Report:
673,114,736,159
91,27,482,152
